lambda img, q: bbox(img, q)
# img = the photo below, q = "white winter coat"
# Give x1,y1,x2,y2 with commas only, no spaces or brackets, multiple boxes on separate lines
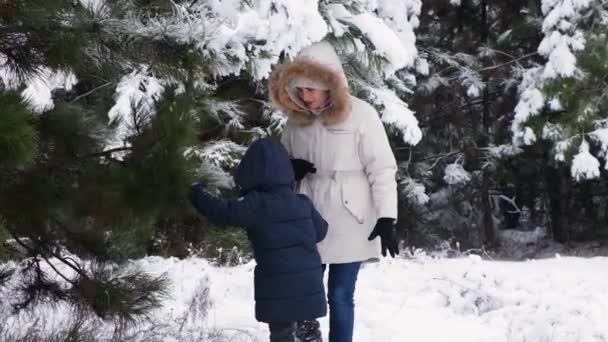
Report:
269,41,398,264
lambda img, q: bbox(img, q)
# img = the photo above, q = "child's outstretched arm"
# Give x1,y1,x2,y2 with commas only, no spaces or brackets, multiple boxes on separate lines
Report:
190,182,258,228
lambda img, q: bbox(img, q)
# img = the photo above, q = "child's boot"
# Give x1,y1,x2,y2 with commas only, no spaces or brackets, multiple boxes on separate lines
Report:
296,320,322,342
269,322,299,342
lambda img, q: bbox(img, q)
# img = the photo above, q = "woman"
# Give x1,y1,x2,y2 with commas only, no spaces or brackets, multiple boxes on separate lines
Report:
269,40,400,342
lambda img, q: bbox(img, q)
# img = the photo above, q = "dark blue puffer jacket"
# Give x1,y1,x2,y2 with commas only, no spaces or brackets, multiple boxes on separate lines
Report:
190,137,328,323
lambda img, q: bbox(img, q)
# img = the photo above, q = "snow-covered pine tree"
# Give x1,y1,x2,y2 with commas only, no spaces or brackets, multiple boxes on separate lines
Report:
511,0,608,242
0,0,212,321
404,0,546,249
513,0,608,179
512,0,608,171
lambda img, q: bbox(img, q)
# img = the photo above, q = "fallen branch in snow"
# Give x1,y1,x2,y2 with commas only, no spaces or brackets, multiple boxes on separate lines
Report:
497,194,522,214
462,248,494,260
432,275,500,315
432,276,486,297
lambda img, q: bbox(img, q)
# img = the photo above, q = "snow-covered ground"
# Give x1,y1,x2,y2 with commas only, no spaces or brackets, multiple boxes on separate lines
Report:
2,254,608,341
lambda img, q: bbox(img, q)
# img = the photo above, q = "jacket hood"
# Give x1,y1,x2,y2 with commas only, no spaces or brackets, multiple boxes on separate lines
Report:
269,41,351,126
234,138,295,192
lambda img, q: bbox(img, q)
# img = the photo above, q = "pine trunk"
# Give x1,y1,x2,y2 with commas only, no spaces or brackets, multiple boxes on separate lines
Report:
546,165,570,243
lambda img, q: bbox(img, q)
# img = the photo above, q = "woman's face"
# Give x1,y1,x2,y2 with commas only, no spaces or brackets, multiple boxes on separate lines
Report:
298,87,330,110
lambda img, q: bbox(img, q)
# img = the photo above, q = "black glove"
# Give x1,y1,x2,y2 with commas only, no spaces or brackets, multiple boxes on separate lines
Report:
290,158,317,181
367,217,399,258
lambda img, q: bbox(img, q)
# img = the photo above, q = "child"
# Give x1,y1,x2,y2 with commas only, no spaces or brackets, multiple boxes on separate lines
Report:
190,137,327,342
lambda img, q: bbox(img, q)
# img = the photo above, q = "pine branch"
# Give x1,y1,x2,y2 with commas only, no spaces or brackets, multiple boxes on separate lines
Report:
49,216,106,259
0,265,14,287
3,236,76,309
9,230,86,286
428,151,464,170
75,267,169,321
39,245,84,285
12,257,71,312
107,157,128,166
69,81,115,104
80,147,133,158
477,51,539,73
8,233,36,258
418,151,464,161
39,251,79,287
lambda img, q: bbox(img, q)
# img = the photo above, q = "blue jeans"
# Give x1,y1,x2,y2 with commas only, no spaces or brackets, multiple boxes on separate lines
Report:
322,262,362,342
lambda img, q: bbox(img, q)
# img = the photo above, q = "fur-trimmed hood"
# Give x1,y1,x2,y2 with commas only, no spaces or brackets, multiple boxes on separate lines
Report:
269,41,351,126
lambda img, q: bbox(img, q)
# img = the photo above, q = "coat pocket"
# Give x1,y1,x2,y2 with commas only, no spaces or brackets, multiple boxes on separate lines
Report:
341,183,365,225
326,128,360,170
